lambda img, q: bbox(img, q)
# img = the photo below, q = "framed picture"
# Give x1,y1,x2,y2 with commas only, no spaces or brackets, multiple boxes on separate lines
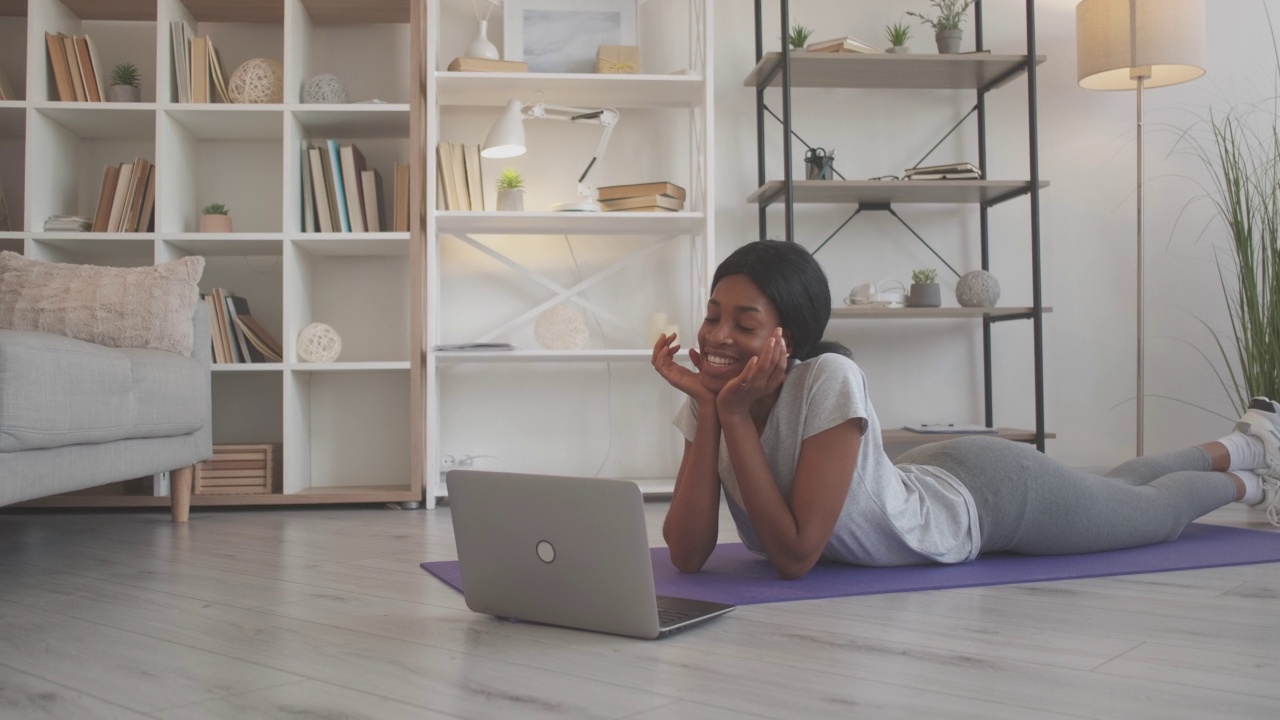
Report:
504,0,638,74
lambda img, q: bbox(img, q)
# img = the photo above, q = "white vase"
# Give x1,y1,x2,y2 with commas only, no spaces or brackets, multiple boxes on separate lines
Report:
466,20,500,60
497,189,524,212
885,45,911,54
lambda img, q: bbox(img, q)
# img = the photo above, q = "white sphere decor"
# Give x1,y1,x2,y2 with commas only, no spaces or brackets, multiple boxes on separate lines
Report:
955,270,1002,307
534,305,589,350
301,73,348,104
297,322,342,363
228,58,284,104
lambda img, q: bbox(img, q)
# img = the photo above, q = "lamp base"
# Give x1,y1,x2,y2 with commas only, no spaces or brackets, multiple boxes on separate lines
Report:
549,199,602,212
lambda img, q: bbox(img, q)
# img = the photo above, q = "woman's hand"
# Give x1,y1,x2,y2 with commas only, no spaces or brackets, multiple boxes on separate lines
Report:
652,332,717,403
716,328,789,416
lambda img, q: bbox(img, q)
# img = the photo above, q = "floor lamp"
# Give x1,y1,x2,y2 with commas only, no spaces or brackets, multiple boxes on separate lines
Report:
1076,0,1206,456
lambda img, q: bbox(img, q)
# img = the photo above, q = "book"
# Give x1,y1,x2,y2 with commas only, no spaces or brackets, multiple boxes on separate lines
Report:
105,162,133,233
339,144,368,232
805,36,881,54
437,143,459,211
137,166,156,232
45,32,76,101
63,35,86,102
73,36,102,102
170,21,192,103
446,57,529,73
190,36,209,103
902,424,999,435
596,181,687,202
308,146,334,233
905,162,979,176
599,194,685,212
448,142,470,211
326,139,350,231
906,172,982,180
361,169,383,233
208,37,230,103
211,288,236,363
234,314,283,361
224,295,258,363
463,143,484,211
432,343,516,351
394,162,410,232
90,164,119,232
123,158,151,232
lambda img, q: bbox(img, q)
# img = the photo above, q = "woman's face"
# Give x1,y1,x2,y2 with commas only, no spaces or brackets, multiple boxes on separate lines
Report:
697,273,785,393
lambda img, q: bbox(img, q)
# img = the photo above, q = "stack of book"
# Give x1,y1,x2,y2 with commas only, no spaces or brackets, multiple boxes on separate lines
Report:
90,158,156,233
44,216,91,232
170,21,230,103
596,182,687,212
904,162,982,180
436,142,485,211
44,32,106,101
304,140,396,233
203,288,283,364
0,67,16,100
446,57,528,73
805,36,881,54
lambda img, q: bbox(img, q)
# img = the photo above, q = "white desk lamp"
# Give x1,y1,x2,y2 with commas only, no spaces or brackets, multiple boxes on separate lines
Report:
481,99,620,212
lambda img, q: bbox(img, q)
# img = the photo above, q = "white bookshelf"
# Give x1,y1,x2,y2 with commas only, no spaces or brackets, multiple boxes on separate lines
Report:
5,0,423,508
423,0,715,506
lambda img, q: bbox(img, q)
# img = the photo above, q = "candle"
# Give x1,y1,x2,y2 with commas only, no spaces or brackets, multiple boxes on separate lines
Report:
647,312,668,345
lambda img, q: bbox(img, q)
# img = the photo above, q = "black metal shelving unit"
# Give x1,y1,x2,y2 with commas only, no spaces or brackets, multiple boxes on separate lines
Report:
749,0,1048,450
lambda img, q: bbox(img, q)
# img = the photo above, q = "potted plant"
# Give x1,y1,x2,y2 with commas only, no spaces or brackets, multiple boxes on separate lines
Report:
907,0,975,54
885,20,913,54
908,267,941,307
496,168,524,211
200,203,232,232
108,62,141,102
786,23,813,51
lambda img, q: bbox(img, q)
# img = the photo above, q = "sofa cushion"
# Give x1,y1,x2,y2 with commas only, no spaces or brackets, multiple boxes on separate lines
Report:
0,329,206,453
0,251,205,356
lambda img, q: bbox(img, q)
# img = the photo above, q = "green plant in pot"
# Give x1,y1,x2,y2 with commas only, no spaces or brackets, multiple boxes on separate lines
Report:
786,23,813,51
908,267,941,307
885,20,913,54
496,168,524,212
108,62,141,102
200,202,232,233
907,0,974,54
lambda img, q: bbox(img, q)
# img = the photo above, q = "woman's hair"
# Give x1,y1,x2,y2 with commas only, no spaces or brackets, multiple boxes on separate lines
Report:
712,240,852,360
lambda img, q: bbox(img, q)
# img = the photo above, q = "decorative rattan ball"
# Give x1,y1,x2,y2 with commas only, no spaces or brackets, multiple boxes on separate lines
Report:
302,73,348,104
297,322,342,363
955,270,1001,307
228,58,284,104
534,305,588,350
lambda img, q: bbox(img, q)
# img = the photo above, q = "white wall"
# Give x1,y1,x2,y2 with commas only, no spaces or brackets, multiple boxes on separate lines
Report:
714,0,1277,468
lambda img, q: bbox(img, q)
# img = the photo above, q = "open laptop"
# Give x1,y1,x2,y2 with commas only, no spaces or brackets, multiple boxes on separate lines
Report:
446,470,736,639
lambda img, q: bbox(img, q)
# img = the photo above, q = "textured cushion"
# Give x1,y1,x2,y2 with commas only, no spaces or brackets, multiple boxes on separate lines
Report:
0,251,205,356
0,329,206,452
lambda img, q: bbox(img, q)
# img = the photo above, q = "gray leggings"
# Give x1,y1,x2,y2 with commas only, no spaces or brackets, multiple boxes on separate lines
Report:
894,437,1238,555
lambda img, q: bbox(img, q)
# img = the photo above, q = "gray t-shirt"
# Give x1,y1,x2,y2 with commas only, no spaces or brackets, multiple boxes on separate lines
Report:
674,353,981,566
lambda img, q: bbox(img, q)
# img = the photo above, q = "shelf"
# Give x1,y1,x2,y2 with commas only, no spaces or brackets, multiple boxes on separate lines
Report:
292,234,410,256
744,52,1047,92
33,103,157,139
166,106,284,140
211,363,285,373
29,235,155,255
291,104,411,138
57,0,155,21
882,428,1055,444
435,72,705,109
289,361,410,373
749,180,1048,207
163,235,285,255
437,211,705,236
831,306,1053,320
435,349,657,364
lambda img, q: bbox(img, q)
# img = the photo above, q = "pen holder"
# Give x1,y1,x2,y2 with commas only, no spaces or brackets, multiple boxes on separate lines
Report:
804,151,836,180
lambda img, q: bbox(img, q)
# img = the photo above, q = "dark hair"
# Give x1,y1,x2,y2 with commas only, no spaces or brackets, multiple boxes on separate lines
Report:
712,240,852,361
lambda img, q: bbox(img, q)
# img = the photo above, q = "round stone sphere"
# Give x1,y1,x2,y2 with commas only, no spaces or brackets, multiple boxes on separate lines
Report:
955,270,1001,307
228,58,284,104
302,73,348,104
534,305,589,350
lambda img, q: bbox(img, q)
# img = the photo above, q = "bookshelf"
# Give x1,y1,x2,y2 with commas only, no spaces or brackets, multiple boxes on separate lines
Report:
423,0,714,505
5,0,424,509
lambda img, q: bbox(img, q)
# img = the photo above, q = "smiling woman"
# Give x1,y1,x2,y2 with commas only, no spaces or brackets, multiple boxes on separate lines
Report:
651,240,1279,580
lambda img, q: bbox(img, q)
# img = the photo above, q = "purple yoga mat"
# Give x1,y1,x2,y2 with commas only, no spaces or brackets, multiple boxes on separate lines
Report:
422,523,1280,606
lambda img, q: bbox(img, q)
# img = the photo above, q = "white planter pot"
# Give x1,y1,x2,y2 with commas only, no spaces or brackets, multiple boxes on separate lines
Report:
885,45,911,54
108,85,141,102
935,29,963,54
497,189,524,212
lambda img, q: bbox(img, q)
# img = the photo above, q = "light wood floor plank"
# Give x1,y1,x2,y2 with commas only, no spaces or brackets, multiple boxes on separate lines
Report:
0,663,152,720
152,679,461,720
1094,642,1280,699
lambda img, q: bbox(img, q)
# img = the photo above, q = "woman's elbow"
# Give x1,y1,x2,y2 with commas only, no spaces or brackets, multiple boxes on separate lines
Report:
770,552,820,580
668,548,708,574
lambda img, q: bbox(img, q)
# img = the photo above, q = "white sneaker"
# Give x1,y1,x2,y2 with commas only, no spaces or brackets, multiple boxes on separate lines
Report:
1235,396,1280,480
1261,476,1280,527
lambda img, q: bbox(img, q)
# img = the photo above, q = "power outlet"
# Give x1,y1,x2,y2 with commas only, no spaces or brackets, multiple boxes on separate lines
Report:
440,454,475,473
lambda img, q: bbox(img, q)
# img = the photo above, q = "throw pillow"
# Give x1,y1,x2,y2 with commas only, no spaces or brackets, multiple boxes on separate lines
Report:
0,251,206,356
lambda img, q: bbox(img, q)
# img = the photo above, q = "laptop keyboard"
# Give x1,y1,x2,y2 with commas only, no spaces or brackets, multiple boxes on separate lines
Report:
657,608,694,627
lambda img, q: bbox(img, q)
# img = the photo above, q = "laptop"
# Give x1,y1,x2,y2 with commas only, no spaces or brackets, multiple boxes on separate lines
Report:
446,469,736,639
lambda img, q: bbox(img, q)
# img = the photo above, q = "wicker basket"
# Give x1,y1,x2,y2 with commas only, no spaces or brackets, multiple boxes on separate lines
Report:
194,444,279,495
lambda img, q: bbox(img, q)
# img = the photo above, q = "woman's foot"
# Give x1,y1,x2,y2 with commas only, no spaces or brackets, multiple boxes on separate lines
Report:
1235,397,1280,478
1262,476,1280,527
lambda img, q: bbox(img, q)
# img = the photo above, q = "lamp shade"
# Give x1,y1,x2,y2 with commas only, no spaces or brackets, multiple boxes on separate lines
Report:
1077,0,1206,90
481,99,526,158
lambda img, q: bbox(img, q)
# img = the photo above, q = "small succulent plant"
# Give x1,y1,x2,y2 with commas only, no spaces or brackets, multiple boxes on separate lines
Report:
886,20,913,47
912,268,939,284
496,168,524,191
786,23,813,50
202,203,229,215
110,62,140,88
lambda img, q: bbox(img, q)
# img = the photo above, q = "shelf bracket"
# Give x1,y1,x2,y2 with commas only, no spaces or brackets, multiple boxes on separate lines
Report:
809,204,961,280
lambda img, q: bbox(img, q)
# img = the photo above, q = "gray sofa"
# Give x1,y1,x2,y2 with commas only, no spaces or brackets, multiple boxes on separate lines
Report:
0,303,213,521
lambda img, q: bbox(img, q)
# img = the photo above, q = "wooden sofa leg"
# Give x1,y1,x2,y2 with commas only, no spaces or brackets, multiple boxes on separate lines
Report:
171,466,193,523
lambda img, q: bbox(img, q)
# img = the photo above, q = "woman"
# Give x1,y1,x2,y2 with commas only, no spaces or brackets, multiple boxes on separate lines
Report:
651,240,1280,579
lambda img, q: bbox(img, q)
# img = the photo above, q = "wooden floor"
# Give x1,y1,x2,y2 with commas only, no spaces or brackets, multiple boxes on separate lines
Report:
0,499,1276,719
